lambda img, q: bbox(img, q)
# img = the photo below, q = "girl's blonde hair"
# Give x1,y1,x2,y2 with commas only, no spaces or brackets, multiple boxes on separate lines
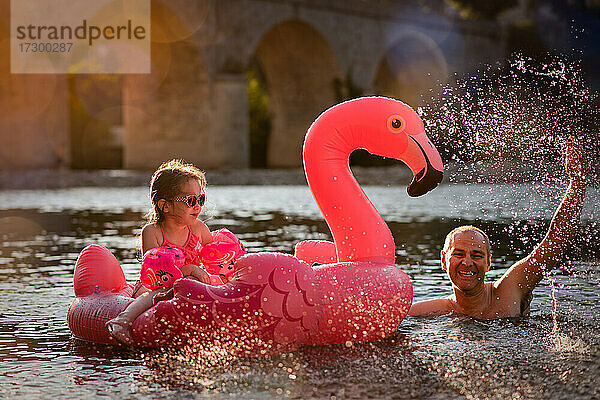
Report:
145,159,206,224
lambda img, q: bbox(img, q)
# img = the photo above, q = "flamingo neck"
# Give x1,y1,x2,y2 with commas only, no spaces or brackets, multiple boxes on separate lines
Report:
303,127,395,263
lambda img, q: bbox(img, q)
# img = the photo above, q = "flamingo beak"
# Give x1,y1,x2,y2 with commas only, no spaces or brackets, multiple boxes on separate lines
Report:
403,131,444,197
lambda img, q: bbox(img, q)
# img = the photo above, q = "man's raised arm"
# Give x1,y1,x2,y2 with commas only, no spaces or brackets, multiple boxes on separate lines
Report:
496,140,587,296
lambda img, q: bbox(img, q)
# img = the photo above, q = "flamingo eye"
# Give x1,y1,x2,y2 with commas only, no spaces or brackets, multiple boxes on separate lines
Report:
388,115,405,132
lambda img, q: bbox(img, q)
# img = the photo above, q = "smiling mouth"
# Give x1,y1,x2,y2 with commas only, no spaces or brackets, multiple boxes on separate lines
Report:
457,270,475,277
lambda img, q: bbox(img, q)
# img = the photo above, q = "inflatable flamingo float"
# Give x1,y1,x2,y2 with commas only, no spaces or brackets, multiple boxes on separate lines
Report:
67,96,443,355
297,96,443,344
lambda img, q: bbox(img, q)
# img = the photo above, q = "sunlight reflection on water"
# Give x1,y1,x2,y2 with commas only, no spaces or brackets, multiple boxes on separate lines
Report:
0,184,598,399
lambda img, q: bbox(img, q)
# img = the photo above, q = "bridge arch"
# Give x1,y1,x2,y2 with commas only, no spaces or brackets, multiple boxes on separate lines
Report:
253,19,343,167
373,29,448,107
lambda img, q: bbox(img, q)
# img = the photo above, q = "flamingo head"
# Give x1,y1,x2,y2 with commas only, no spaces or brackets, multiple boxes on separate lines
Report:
308,96,444,197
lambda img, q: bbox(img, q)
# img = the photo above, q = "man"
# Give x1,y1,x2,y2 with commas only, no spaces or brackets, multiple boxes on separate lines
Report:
409,141,586,319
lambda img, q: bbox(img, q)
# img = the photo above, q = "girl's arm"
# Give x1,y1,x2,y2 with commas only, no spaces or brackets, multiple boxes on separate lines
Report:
180,264,211,284
141,224,161,253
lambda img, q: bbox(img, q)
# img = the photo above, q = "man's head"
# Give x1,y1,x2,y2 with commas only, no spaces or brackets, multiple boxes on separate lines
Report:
442,226,491,258
441,226,491,292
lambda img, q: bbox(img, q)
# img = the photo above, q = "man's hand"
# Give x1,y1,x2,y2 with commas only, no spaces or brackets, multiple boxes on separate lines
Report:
565,139,585,184
496,138,587,300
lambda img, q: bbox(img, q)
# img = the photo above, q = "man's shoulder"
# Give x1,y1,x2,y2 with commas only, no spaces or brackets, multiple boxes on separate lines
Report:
492,269,526,302
488,280,529,318
408,297,453,316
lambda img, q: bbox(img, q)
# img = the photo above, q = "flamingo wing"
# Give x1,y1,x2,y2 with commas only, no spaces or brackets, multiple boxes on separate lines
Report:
140,252,323,356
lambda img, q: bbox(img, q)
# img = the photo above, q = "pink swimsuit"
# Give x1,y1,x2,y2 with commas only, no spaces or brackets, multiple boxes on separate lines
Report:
132,226,204,297
132,227,246,296
160,225,204,265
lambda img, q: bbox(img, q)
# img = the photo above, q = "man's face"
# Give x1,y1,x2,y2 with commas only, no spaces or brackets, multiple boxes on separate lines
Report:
441,230,490,293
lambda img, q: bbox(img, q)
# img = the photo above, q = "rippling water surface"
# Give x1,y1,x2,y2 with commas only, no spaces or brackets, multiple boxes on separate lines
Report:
0,183,598,399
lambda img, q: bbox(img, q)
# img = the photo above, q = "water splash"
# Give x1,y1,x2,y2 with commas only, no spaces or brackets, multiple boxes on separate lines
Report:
419,54,599,355
419,54,600,186
139,344,310,396
547,274,589,354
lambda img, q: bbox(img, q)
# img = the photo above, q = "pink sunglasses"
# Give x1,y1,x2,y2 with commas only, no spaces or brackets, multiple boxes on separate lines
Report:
172,193,206,208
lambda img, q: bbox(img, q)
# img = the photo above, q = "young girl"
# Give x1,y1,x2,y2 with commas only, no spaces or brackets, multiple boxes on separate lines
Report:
106,159,213,345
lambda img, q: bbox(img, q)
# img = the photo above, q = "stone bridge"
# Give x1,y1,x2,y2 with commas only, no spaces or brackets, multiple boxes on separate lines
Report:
0,0,506,170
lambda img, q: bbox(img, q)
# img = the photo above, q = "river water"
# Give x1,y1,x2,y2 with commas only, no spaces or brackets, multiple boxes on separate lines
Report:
0,183,598,399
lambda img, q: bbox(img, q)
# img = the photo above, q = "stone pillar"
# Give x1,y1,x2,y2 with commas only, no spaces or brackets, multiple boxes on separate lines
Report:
123,39,214,170
0,75,70,170
209,73,249,168
0,0,70,170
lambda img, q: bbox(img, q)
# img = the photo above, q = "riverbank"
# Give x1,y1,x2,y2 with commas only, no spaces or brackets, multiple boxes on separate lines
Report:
0,161,565,190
